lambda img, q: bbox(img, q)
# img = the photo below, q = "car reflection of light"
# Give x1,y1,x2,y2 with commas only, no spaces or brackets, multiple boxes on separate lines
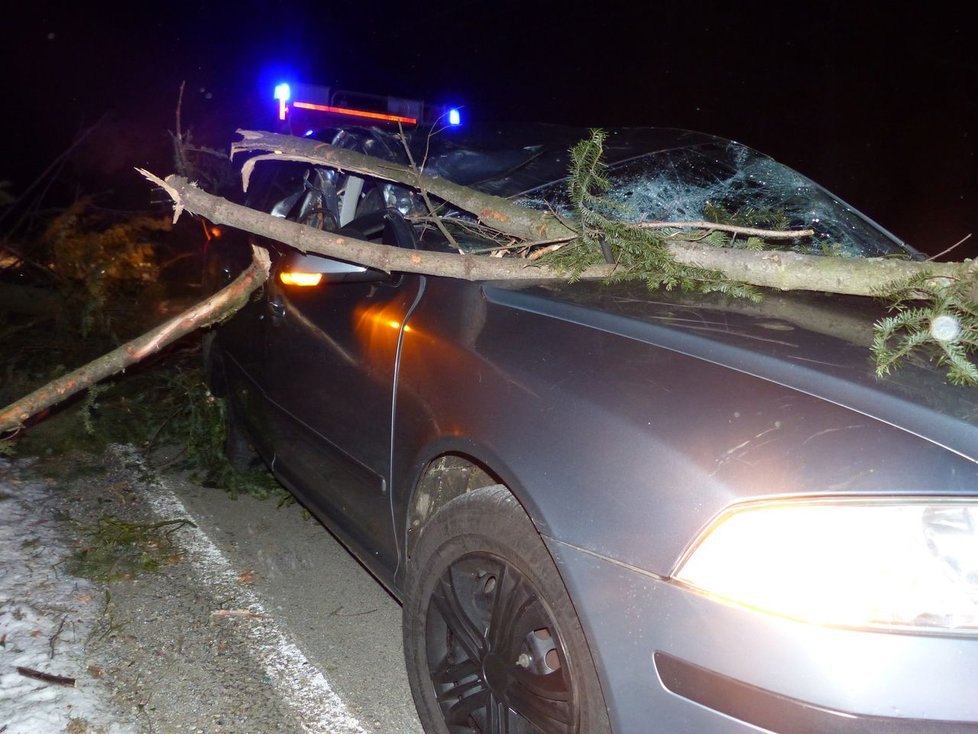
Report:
353,303,415,372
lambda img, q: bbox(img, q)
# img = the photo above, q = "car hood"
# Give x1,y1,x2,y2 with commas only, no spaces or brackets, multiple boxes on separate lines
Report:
486,279,978,465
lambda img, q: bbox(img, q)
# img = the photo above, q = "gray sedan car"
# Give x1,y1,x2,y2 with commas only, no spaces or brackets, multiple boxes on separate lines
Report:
205,123,978,733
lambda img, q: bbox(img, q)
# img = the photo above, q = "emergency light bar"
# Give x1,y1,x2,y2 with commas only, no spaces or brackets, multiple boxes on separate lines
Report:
274,82,461,127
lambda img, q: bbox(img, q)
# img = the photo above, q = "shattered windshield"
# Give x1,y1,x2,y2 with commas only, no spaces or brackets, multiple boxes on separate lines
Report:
519,141,916,258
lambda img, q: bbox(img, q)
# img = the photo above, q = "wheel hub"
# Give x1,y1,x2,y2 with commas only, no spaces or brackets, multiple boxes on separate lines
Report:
423,552,580,732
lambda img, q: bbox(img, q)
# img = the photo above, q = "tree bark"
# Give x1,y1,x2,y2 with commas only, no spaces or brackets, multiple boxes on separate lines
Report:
0,247,270,436
232,130,571,242
142,169,977,297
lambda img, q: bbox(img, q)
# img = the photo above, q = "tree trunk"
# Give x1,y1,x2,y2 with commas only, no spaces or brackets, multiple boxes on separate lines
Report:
142,168,976,297
0,247,270,436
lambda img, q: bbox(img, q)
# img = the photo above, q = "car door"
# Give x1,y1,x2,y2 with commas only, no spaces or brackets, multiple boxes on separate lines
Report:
263,209,423,571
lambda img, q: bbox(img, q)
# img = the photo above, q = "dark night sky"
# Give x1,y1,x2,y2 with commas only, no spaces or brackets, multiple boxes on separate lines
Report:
4,1,976,257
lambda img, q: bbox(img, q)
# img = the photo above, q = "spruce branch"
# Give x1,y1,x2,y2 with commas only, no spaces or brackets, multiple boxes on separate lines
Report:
542,129,760,299
871,273,978,385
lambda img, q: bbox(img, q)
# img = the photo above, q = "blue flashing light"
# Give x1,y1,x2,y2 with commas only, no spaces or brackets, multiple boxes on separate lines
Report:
448,108,461,126
274,83,291,102
303,129,315,137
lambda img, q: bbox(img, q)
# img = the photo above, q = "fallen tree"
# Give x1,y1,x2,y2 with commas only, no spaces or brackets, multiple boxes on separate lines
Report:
223,130,976,297
2,127,977,437
142,166,975,296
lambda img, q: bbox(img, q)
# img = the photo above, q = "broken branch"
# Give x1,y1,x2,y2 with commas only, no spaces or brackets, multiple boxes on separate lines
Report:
0,246,270,436
232,130,574,242
142,172,977,297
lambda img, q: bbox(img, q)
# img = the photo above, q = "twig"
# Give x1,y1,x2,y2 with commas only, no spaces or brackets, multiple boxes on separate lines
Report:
173,81,189,177
397,124,463,253
637,220,814,239
48,616,66,659
329,606,378,617
150,444,188,468
927,233,973,262
527,243,567,261
16,667,76,687
144,404,185,449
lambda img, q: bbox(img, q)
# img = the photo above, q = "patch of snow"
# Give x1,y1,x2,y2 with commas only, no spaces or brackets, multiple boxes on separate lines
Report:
0,457,135,734
930,314,962,343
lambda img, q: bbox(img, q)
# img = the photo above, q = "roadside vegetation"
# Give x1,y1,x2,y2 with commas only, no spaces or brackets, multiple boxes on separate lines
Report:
6,93,289,484
0,165,281,501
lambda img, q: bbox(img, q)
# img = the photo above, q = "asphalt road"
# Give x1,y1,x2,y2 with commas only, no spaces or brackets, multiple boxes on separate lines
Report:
3,445,426,732
159,462,425,732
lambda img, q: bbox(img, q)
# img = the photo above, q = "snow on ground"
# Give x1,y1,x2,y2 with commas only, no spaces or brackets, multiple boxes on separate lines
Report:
0,456,134,734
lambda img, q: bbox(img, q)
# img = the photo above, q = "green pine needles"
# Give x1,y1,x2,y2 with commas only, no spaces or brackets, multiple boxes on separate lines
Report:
548,128,978,387
872,274,978,386
542,129,761,298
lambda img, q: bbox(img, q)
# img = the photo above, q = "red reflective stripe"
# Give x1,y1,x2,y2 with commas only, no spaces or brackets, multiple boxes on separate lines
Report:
292,101,417,124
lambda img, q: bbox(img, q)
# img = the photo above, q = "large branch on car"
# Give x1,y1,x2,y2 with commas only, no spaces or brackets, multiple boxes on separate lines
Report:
231,130,573,242
233,131,818,243
142,171,976,297
0,247,270,437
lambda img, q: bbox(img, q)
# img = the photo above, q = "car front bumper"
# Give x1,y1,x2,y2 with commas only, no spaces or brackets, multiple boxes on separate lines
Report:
547,538,978,733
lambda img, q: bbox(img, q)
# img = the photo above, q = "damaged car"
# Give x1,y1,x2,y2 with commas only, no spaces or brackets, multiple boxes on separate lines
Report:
204,122,978,733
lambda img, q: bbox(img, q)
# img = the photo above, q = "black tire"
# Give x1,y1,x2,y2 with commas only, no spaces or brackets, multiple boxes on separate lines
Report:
403,485,612,734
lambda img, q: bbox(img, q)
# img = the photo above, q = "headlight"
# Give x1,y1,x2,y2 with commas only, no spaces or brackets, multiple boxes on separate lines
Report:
674,499,978,632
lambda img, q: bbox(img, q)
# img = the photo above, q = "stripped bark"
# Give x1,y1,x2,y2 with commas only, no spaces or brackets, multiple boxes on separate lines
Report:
0,247,270,436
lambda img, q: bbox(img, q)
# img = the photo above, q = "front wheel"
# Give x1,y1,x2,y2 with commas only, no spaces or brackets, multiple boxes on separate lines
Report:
403,485,611,734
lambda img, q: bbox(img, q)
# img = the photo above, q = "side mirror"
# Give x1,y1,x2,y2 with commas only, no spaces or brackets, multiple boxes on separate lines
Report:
277,252,387,285
277,209,419,286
